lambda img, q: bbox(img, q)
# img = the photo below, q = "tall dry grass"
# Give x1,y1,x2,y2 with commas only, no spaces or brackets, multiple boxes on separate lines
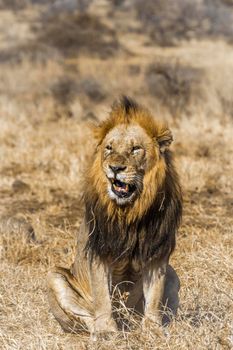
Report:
0,1,232,349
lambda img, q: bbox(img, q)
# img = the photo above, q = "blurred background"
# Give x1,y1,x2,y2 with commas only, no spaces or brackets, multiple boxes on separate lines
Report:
0,1,232,349
0,0,233,120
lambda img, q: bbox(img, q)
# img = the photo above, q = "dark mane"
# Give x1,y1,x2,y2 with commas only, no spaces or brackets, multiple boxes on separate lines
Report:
120,95,138,114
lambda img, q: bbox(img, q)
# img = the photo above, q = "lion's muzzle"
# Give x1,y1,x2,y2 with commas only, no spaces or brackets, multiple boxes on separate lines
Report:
105,165,140,204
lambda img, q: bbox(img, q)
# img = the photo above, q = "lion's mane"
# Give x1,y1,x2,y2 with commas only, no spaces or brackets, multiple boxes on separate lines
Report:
84,97,182,264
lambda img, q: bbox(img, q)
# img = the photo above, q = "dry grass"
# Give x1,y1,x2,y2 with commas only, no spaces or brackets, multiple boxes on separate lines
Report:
0,1,233,349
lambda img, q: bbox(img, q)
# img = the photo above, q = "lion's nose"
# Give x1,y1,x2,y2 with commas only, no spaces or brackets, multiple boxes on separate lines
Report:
109,165,127,173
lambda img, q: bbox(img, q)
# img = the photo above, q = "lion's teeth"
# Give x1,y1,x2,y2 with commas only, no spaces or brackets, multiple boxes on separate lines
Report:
112,181,130,193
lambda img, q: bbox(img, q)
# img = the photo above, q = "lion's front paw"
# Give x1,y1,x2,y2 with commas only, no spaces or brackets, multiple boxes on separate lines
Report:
95,316,117,333
142,316,163,337
91,316,117,340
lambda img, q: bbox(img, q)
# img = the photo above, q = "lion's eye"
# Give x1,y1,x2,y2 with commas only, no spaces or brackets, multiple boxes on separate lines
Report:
106,145,112,151
132,145,142,153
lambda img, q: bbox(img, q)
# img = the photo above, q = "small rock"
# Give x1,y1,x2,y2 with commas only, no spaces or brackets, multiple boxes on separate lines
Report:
12,180,30,193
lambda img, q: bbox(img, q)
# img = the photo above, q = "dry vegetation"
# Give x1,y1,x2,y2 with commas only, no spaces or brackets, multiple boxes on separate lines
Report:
0,1,232,349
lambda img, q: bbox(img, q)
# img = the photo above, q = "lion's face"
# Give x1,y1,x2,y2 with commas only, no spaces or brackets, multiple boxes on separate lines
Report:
101,124,159,205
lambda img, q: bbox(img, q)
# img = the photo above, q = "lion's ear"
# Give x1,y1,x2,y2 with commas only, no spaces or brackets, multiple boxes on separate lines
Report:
156,127,173,153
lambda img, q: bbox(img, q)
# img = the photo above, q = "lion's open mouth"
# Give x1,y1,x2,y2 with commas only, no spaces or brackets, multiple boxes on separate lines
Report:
110,179,136,198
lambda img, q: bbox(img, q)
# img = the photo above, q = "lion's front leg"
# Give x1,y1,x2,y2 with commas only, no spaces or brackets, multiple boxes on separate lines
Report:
90,259,117,336
142,260,167,328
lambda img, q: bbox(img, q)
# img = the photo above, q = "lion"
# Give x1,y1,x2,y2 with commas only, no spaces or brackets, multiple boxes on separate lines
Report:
47,96,182,337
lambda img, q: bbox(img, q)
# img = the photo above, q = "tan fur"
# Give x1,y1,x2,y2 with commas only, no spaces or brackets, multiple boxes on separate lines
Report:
88,101,171,223
87,151,166,223
47,97,182,337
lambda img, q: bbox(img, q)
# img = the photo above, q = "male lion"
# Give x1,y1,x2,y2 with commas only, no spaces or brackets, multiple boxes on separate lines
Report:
47,97,182,336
